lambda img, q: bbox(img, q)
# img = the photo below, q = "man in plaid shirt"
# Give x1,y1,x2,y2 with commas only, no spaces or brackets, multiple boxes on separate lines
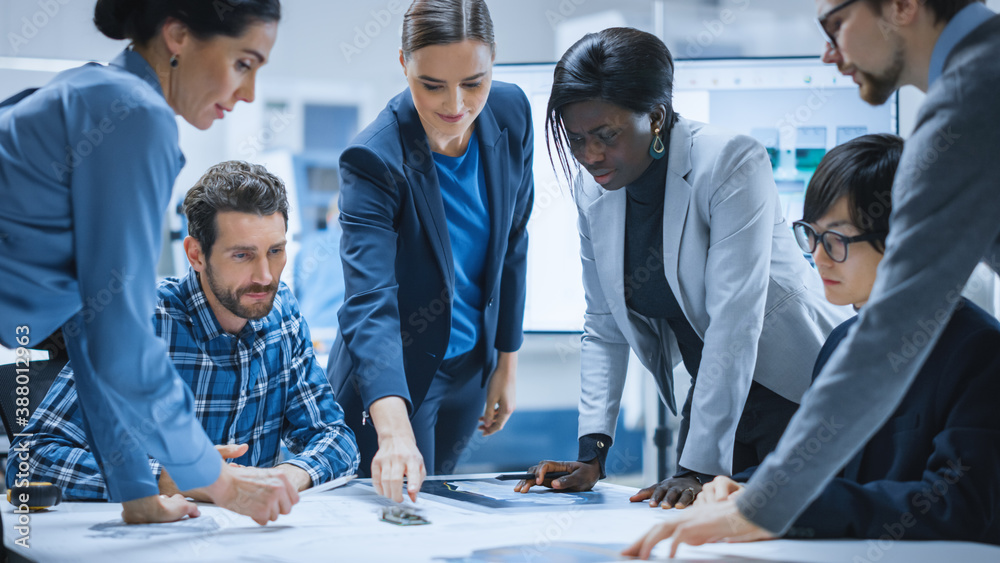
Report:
8,161,359,501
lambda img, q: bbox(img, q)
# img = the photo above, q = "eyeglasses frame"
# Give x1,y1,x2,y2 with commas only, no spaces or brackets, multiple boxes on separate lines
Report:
792,220,886,263
816,0,865,49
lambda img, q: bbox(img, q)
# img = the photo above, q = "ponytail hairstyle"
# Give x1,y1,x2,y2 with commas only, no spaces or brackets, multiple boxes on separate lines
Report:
94,0,281,46
546,27,677,183
401,0,495,61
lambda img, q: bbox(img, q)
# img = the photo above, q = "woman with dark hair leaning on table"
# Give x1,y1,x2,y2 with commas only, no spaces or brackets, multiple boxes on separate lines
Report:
0,0,296,525
515,27,849,507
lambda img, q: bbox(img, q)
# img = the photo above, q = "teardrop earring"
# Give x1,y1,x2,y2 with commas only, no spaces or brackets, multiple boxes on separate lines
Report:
649,127,666,160
170,54,179,68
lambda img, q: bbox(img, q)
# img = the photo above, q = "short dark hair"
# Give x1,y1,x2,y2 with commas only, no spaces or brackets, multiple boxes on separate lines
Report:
183,160,289,258
546,27,678,183
401,0,496,60
866,0,984,23
94,0,281,46
803,133,904,253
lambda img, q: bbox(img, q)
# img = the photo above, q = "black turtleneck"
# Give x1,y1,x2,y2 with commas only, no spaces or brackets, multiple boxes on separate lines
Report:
578,131,708,477
623,145,705,376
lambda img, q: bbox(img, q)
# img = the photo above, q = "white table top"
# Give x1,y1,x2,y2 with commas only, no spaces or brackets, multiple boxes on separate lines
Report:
4,475,999,562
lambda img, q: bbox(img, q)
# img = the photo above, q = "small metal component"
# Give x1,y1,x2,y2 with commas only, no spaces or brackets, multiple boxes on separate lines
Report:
379,505,430,526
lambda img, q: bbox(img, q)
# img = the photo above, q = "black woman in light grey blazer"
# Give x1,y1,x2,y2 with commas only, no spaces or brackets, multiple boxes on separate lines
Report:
514,28,848,507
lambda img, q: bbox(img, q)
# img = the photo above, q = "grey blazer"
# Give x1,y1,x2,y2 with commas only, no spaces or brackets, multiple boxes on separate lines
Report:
574,117,849,476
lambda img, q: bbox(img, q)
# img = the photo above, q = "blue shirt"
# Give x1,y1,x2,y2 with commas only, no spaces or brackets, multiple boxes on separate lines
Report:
433,133,490,359
0,49,220,500
7,270,360,501
928,2,996,87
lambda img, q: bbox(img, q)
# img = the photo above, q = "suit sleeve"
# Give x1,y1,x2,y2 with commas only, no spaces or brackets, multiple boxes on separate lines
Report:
738,76,1000,534
495,92,533,352
63,91,218,500
679,138,775,476
574,184,632,444
788,329,1000,543
336,145,410,411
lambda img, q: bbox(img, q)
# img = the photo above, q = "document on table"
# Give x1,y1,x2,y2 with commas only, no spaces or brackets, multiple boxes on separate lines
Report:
300,474,356,496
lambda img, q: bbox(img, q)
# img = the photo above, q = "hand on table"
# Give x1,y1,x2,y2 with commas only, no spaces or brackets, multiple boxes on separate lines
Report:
621,498,777,559
192,460,299,525
512,459,600,493
479,351,517,437
366,396,426,503
121,493,200,524
630,475,704,509
371,433,425,503
695,476,745,506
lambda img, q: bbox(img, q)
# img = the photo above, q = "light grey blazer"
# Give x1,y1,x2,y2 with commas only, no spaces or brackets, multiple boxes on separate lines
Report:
575,117,850,476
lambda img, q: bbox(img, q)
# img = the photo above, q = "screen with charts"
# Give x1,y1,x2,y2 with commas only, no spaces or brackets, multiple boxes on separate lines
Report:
496,58,898,332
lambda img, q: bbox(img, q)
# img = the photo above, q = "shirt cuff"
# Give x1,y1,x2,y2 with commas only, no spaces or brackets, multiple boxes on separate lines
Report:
673,466,716,485
148,459,163,481
578,433,612,479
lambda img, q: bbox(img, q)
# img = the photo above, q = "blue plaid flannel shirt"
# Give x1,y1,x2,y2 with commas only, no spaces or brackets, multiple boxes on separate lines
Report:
8,269,359,500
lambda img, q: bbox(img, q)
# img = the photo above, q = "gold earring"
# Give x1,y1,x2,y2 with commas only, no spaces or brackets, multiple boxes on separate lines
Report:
649,127,665,159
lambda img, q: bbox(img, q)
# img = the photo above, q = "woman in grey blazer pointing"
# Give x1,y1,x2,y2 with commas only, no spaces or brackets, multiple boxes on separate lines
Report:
515,28,847,507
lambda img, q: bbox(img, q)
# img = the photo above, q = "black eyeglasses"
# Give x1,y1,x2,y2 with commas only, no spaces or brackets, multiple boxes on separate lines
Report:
792,221,885,263
816,0,864,49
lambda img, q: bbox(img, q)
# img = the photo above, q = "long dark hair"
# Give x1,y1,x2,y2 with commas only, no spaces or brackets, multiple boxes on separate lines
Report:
803,133,904,253
401,0,495,60
94,0,281,45
546,27,677,183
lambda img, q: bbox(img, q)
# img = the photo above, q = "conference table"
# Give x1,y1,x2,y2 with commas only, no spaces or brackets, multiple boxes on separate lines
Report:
3,474,998,562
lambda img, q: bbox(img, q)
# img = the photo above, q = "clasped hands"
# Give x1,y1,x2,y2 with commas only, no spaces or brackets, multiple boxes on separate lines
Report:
122,443,306,526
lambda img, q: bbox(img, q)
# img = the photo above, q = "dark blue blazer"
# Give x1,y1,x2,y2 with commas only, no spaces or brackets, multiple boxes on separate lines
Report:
740,299,1000,543
326,81,533,414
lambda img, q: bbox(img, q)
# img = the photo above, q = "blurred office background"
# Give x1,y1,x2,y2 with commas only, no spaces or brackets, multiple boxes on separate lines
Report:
3,0,999,485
